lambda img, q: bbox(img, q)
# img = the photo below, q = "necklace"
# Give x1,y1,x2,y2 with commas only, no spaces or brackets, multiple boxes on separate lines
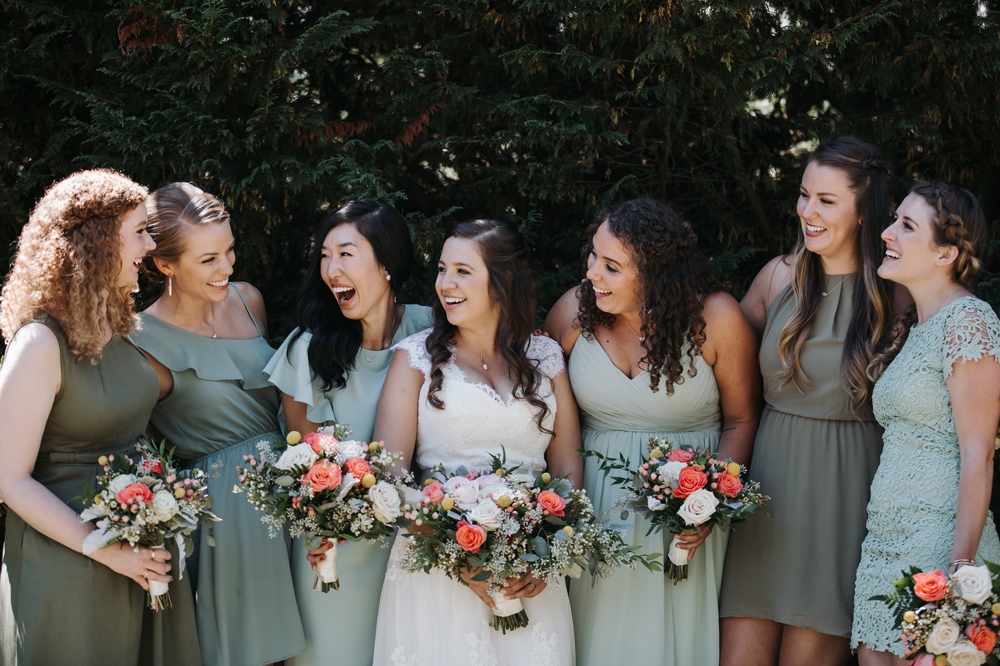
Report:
479,348,494,372
362,305,398,363
174,303,217,338
622,316,645,342
822,275,850,297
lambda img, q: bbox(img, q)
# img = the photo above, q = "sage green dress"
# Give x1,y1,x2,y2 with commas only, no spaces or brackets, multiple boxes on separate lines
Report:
0,314,201,666
568,332,729,666
720,274,884,638
263,303,433,666
133,291,306,666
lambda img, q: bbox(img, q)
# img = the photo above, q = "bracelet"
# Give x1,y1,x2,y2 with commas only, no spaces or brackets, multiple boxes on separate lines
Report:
949,558,976,572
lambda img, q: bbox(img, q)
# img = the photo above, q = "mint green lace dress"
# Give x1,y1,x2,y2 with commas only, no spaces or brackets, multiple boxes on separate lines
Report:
263,304,433,666
851,297,1000,655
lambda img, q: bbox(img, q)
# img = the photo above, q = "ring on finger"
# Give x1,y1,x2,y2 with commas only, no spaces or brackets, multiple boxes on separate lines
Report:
529,582,537,590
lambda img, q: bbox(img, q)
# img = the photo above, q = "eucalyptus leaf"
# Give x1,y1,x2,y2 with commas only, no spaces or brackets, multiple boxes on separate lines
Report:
275,475,295,487
471,570,492,582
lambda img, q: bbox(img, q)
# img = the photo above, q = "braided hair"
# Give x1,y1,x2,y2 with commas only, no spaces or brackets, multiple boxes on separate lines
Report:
867,181,988,383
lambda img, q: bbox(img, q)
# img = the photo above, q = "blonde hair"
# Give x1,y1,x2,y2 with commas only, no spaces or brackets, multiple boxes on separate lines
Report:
0,169,148,360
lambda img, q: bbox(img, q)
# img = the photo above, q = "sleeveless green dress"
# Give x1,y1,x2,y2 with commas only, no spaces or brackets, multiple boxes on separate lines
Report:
132,289,306,666
0,314,201,666
851,297,1000,655
567,332,729,666
719,274,884,638
263,304,433,666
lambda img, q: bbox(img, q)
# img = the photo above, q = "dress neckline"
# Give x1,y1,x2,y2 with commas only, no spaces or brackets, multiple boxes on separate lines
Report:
139,310,265,343
911,295,978,330
578,332,649,383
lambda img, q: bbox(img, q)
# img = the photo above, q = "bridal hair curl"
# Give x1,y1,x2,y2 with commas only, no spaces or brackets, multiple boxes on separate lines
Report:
576,197,724,394
425,218,552,433
0,169,148,360
775,136,895,415
867,181,987,382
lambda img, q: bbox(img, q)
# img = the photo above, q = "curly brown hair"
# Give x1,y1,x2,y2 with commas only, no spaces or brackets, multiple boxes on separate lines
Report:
576,197,725,394
867,180,988,382
0,169,148,359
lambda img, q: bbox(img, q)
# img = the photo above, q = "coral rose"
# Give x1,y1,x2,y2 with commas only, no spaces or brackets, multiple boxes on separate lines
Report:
912,570,948,602
455,520,487,553
717,471,743,498
303,432,338,455
536,490,566,517
421,480,445,504
303,460,342,493
667,449,694,463
117,483,155,505
966,625,997,654
344,458,372,479
139,460,164,476
673,466,709,499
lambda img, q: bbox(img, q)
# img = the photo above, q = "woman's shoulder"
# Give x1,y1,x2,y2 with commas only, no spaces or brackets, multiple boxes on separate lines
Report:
938,296,1000,371
527,334,566,378
393,328,432,356
401,303,435,333
543,285,583,354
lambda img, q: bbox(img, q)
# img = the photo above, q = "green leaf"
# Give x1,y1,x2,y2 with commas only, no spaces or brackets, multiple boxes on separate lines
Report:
275,476,295,487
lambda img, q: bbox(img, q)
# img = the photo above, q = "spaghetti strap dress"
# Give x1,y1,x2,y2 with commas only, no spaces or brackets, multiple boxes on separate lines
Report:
719,274,884,638
0,313,201,666
567,332,728,666
132,286,305,666
263,303,433,666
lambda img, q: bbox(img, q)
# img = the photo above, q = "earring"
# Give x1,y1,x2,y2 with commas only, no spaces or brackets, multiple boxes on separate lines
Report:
385,274,391,281
168,275,172,296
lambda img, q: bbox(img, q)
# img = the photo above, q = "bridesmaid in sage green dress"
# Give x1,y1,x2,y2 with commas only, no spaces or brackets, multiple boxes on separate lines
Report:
545,198,760,666
0,171,200,666
133,182,305,666
262,200,431,666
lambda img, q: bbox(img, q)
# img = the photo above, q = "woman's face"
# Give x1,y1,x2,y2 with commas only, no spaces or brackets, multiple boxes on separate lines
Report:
879,192,953,286
436,236,495,329
164,221,236,303
320,222,392,321
797,162,861,268
584,221,642,316
117,204,155,288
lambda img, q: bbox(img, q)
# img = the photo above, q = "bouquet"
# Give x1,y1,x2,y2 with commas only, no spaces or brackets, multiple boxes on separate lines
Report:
79,439,220,610
586,436,769,581
234,424,410,592
400,452,660,633
872,563,1000,666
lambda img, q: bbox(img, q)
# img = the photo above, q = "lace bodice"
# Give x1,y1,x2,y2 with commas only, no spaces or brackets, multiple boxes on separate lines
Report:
393,330,564,478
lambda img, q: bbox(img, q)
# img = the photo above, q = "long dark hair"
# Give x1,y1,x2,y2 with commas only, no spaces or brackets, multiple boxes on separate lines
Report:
775,136,895,415
290,199,414,392
424,218,552,433
576,197,725,394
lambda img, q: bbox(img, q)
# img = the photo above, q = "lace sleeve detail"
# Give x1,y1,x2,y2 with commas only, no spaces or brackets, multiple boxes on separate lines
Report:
528,335,566,379
943,298,1000,378
392,330,433,378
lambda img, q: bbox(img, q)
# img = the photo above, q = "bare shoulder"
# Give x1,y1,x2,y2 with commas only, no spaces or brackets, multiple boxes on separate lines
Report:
701,290,746,327
7,321,60,358
753,255,792,302
2,321,61,391
543,286,584,354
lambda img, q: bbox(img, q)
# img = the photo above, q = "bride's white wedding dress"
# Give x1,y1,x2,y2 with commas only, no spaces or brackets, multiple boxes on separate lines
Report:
372,330,576,666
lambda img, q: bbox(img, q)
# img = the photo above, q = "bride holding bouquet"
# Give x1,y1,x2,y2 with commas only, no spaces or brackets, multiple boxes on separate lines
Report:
371,218,581,665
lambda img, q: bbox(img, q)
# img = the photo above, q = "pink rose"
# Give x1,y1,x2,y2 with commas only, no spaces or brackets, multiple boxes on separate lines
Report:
909,655,935,666
667,449,694,463
421,481,444,504
139,460,163,476
304,432,338,455
536,490,566,517
302,460,342,493
455,520,487,553
117,483,154,506
344,458,372,478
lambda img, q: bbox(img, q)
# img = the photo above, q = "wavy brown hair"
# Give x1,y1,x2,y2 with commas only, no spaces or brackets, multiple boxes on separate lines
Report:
1,169,148,360
425,218,552,433
867,180,988,382
576,197,725,394
775,136,895,415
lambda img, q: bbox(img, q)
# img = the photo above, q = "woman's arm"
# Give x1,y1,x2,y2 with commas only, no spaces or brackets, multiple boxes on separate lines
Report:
281,393,321,437
372,349,423,474
740,256,791,339
542,286,584,356
544,370,583,485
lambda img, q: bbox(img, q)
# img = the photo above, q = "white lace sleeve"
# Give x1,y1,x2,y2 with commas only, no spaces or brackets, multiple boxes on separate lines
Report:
528,335,566,379
943,298,1000,378
392,330,433,378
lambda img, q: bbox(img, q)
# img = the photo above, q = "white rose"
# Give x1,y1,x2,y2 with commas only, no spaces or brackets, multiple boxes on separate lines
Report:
275,443,319,470
107,474,137,496
466,498,503,531
444,476,480,510
475,474,504,494
657,461,687,487
368,481,403,525
151,490,179,522
648,496,666,511
479,483,514,501
925,617,961,655
676,489,720,526
954,565,994,605
946,640,988,666
336,440,367,460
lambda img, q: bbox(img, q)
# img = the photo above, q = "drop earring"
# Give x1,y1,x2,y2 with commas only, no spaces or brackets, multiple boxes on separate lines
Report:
168,275,172,296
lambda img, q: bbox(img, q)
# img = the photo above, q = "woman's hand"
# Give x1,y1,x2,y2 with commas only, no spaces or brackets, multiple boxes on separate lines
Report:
459,566,497,610
306,537,346,571
89,542,172,591
502,570,547,600
674,524,712,558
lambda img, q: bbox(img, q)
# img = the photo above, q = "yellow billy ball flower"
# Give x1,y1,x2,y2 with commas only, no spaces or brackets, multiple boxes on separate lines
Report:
361,474,377,488
935,656,948,666
992,602,1000,615
902,611,916,624
369,441,381,451
174,488,186,499
98,455,109,466
423,478,435,486
727,462,742,477
286,431,302,445
541,473,551,484
496,468,506,477
562,526,574,537
649,448,663,460
496,495,512,508
441,497,456,512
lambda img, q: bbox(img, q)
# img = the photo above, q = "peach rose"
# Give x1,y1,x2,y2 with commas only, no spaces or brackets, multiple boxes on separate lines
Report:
455,520,487,553
673,466,708,499
667,449,694,463
421,480,445,504
717,471,743,498
912,570,948,602
302,460,342,493
117,483,154,505
537,490,567,517
304,432,338,455
139,460,164,476
966,625,997,654
344,458,372,479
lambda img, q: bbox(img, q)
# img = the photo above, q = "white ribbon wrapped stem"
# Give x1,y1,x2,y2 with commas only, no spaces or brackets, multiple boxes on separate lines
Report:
315,540,339,588
668,536,690,566
490,592,524,618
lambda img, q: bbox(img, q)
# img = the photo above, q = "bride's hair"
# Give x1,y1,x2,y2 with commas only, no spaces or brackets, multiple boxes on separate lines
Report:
424,218,552,433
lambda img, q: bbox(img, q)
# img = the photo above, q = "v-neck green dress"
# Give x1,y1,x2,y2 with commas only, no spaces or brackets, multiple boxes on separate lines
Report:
567,332,729,666
132,289,305,666
263,303,433,666
0,313,201,666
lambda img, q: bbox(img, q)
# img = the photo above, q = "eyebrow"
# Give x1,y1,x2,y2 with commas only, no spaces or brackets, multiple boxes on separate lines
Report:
597,254,622,266
800,187,840,198
336,242,357,249
438,261,475,269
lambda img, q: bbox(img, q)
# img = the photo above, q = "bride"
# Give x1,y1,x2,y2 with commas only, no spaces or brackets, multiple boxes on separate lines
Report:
371,218,581,666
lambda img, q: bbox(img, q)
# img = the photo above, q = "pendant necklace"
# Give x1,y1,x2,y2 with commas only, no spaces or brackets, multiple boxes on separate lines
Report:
622,316,645,342
175,302,217,338
363,305,398,363
823,275,850,297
